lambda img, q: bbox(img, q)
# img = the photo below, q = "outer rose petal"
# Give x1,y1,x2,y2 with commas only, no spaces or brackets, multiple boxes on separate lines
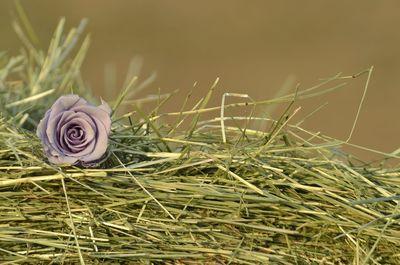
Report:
80,116,109,162
37,109,62,157
46,111,71,153
48,154,79,165
47,95,88,124
36,109,51,140
99,99,112,115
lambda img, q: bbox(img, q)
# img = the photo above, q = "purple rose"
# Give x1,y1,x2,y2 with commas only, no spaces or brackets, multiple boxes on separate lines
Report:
37,94,111,165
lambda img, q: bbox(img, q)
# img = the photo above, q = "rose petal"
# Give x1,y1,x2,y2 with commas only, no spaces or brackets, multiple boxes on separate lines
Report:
47,95,88,125
71,104,111,133
37,109,54,155
46,112,66,154
99,99,112,115
80,116,109,162
48,154,79,165
36,109,51,139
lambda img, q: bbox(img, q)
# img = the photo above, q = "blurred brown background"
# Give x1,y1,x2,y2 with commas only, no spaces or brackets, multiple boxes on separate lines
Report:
1,1,399,161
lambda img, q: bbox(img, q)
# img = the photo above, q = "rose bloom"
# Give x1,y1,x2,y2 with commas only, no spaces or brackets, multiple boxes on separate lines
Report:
37,94,111,165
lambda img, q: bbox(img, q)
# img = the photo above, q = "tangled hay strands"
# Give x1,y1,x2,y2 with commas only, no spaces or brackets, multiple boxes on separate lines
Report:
0,15,400,265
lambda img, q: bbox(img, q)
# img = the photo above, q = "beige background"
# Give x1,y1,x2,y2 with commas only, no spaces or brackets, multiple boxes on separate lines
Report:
1,1,399,162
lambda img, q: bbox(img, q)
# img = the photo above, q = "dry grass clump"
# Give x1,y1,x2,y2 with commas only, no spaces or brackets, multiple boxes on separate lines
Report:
0,13,399,265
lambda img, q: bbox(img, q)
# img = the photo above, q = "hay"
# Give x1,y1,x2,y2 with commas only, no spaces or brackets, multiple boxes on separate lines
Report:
0,15,399,265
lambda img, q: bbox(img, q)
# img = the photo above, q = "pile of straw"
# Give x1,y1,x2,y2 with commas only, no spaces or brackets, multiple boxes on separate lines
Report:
0,14,399,265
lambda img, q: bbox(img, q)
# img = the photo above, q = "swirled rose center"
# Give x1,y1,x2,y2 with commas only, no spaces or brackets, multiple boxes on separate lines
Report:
67,124,85,142
58,117,96,154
